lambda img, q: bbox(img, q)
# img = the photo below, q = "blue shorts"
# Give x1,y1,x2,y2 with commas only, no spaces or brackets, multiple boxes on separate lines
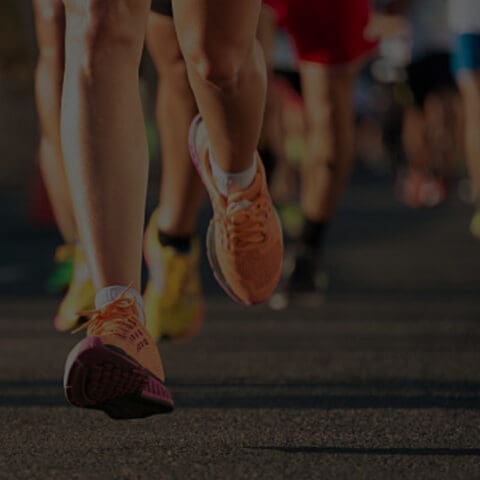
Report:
452,33,480,75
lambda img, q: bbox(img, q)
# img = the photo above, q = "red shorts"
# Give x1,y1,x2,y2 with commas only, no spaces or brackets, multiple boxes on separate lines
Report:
263,0,377,66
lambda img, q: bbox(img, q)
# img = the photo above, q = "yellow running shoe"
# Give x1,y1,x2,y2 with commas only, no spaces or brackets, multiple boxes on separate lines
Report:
63,288,173,419
189,115,284,305
144,210,204,341
53,245,95,333
470,210,480,240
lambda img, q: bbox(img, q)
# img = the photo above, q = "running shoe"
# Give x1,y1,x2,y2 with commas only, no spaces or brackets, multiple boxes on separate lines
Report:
144,209,204,341
63,288,174,419
53,245,95,333
470,210,480,240
270,245,328,310
189,115,283,305
47,244,75,294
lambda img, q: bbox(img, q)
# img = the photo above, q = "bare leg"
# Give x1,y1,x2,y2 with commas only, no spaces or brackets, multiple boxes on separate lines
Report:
257,5,279,154
173,0,266,172
458,72,480,200
33,0,77,243
300,62,359,222
403,106,430,173
146,12,204,236
61,0,150,290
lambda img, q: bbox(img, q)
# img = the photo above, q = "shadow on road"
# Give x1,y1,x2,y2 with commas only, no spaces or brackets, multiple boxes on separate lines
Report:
247,446,480,457
3,378,480,410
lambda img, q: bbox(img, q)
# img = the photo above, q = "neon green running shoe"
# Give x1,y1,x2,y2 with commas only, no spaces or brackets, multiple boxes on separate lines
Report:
470,210,480,240
46,244,75,293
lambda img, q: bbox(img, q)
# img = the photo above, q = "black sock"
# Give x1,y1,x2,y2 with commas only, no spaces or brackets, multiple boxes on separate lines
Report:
301,219,329,251
259,146,276,183
158,231,193,254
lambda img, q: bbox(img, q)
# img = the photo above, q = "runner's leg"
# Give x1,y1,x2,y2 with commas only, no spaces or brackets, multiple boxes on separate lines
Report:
173,0,266,173
300,63,359,222
146,11,204,236
61,0,172,418
61,0,151,290
143,5,205,340
33,0,77,244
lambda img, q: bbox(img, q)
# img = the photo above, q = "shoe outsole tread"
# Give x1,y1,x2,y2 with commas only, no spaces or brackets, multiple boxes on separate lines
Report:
64,337,174,419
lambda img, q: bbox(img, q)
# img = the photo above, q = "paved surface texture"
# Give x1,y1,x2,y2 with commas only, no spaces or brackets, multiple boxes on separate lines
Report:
2,173,480,479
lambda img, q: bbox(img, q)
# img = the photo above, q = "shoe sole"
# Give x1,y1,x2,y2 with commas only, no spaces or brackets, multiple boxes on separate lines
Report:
64,337,174,420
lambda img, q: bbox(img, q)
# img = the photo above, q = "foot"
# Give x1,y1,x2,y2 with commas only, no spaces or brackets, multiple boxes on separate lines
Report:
189,115,283,305
270,245,328,310
398,168,447,209
53,245,95,332
63,288,174,419
144,209,204,341
470,210,480,240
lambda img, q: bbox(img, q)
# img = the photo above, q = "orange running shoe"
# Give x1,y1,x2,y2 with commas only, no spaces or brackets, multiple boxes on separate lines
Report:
189,115,283,305
63,288,173,419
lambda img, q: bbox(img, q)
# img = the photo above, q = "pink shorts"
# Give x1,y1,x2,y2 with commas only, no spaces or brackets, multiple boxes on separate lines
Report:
263,0,377,65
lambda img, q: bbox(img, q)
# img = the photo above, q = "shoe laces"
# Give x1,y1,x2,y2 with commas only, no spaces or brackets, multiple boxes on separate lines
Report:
217,195,270,252
73,287,139,337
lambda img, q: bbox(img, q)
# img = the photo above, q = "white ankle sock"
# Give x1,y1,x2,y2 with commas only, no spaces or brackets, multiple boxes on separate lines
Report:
95,285,145,324
210,149,256,196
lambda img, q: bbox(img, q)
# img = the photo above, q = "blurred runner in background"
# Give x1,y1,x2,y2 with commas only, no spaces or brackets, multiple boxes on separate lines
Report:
449,0,480,237
262,0,378,309
398,0,460,209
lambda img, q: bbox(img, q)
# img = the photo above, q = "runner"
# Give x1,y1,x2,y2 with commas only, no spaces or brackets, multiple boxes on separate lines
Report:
33,0,95,332
449,0,480,237
59,0,282,418
399,0,457,209
264,0,377,308
144,1,205,341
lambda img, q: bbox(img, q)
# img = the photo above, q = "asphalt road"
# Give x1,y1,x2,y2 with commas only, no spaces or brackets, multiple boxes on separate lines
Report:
2,174,480,479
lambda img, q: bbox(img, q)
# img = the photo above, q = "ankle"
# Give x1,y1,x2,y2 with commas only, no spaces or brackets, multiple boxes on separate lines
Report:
300,219,329,252
95,285,145,324
210,149,257,196
158,230,194,254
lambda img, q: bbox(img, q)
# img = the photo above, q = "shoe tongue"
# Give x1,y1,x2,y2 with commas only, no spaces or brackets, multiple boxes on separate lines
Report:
95,286,145,324
226,199,253,216
228,169,261,203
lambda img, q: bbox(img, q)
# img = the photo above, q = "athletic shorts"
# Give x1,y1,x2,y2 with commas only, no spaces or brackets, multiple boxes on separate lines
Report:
407,52,456,107
150,0,173,17
452,33,480,75
263,0,288,26
263,0,376,65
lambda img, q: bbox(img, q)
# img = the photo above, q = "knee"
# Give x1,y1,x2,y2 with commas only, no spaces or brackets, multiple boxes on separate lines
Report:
34,0,64,61
182,39,253,91
35,0,64,29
